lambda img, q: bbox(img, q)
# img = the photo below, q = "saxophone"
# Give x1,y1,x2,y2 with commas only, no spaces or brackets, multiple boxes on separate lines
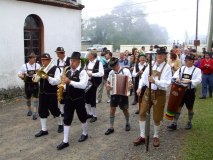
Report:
57,66,69,102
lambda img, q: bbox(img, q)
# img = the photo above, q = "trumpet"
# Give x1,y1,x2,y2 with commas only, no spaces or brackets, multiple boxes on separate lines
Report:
32,60,53,82
57,66,69,102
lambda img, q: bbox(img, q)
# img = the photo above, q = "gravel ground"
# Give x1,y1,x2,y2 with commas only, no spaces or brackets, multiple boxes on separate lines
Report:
0,92,188,160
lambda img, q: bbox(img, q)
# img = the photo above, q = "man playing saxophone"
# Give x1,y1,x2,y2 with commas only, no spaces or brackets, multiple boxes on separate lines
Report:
57,52,89,150
35,53,63,137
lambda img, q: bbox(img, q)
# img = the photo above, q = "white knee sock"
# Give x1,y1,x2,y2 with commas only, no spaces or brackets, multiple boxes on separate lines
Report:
63,126,70,143
40,118,47,131
91,107,97,117
82,122,88,136
59,104,64,114
139,121,145,138
57,115,63,125
153,125,160,138
85,103,92,115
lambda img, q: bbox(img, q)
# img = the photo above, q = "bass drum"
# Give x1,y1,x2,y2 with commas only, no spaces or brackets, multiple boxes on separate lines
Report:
165,81,187,120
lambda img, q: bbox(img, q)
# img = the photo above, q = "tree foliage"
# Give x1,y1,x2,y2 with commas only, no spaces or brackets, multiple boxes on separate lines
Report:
82,1,169,50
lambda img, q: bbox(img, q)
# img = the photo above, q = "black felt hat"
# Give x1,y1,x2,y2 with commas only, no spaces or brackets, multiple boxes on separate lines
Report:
156,47,168,54
55,47,65,52
41,53,52,59
71,52,81,60
109,57,119,67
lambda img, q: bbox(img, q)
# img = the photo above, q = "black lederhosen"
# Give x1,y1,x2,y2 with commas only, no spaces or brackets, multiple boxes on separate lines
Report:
180,88,195,110
110,95,129,110
85,60,102,107
38,66,60,118
179,66,196,110
24,64,39,99
25,83,39,99
85,84,97,107
63,69,87,125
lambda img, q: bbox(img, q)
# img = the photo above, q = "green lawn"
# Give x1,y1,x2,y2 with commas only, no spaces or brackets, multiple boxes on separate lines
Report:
181,85,213,160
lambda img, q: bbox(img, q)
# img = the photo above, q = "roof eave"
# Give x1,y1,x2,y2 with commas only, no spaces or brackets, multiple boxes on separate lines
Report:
17,0,85,10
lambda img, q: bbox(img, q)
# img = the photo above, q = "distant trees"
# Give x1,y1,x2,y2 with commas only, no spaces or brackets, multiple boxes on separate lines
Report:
82,1,169,50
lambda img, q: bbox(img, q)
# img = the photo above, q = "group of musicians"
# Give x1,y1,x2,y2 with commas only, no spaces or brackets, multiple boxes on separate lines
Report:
18,46,202,150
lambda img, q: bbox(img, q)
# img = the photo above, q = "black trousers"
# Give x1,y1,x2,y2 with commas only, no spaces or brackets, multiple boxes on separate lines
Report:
38,93,61,118
85,84,97,107
63,98,87,125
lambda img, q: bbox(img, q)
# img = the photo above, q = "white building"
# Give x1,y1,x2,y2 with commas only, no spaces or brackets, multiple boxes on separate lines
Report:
0,0,84,90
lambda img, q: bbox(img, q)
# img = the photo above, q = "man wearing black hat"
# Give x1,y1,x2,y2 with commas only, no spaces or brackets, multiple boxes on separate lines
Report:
133,47,172,147
35,53,63,137
18,52,41,120
85,50,104,123
167,54,201,131
55,47,71,118
199,52,213,99
57,52,89,150
105,57,132,135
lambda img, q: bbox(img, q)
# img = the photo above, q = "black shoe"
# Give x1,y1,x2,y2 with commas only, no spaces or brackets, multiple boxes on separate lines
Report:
167,123,177,131
131,101,137,105
135,110,139,114
87,114,93,119
105,128,114,135
210,94,212,98
125,123,131,131
185,122,192,130
78,134,88,142
58,125,63,133
90,116,97,123
27,110,32,116
35,130,48,137
32,113,38,120
57,142,69,150
199,97,206,99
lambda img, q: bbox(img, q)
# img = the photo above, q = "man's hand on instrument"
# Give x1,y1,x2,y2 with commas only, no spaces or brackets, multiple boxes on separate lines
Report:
87,71,93,77
136,88,141,96
62,76,71,84
18,74,25,80
105,83,112,90
181,79,191,84
148,76,155,83
175,78,181,83
129,82,133,89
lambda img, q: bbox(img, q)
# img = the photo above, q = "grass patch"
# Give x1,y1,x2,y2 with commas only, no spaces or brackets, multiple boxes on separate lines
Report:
181,85,213,160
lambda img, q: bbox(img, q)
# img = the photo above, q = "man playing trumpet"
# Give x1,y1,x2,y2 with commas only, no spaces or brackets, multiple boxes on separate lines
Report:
18,52,40,120
35,53,63,137
57,52,89,150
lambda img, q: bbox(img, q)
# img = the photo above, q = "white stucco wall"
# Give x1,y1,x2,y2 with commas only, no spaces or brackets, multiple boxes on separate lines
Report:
0,0,82,89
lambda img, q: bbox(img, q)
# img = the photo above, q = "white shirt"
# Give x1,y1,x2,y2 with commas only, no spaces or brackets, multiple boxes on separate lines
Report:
107,67,132,82
18,63,40,77
86,59,104,77
138,61,172,91
68,68,89,89
173,66,201,88
132,62,147,77
46,64,61,86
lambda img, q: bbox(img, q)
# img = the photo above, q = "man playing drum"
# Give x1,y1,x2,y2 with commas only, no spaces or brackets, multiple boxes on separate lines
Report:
167,54,201,130
133,47,172,147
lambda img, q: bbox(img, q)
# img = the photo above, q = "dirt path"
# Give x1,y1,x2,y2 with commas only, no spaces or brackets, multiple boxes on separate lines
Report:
0,93,187,160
